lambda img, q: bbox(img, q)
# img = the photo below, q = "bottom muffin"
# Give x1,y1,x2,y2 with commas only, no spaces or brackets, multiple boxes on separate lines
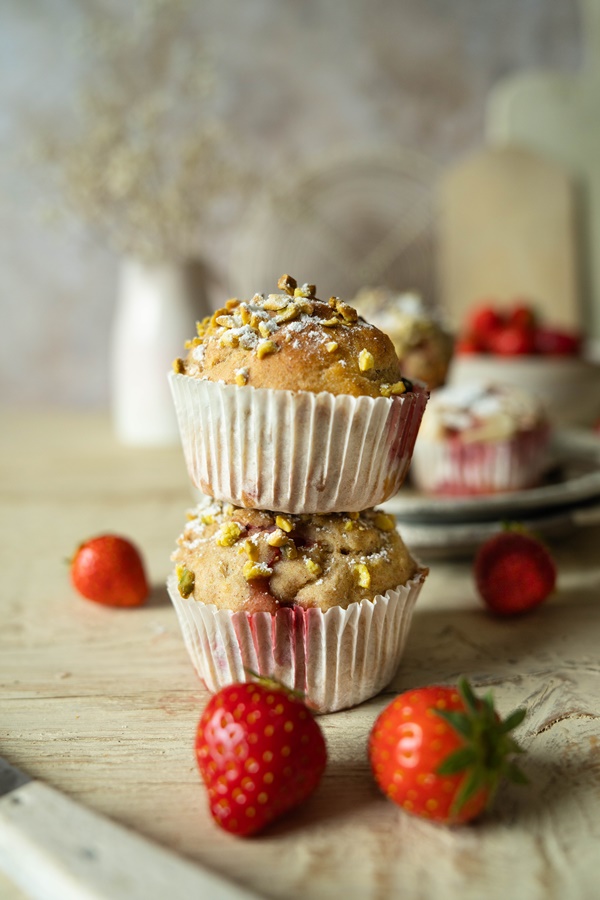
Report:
168,501,428,713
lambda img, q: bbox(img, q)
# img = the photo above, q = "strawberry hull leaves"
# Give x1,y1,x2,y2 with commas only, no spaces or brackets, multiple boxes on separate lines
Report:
368,678,527,825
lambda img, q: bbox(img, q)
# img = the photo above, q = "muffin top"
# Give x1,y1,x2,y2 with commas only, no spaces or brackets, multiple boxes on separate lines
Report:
418,383,547,443
352,287,454,390
173,274,414,399
171,500,420,614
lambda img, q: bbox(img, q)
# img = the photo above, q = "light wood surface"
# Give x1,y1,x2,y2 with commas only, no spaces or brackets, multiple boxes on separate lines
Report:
2,409,600,900
438,145,580,330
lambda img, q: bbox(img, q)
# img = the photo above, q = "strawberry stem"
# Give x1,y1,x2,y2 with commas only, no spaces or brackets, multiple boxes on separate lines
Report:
435,678,528,817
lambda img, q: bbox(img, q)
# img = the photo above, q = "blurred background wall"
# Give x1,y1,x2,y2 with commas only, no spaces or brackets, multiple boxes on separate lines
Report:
0,0,581,410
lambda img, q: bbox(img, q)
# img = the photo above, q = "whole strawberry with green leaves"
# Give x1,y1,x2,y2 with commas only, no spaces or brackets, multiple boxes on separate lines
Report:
196,680,327,836
369,678,527,825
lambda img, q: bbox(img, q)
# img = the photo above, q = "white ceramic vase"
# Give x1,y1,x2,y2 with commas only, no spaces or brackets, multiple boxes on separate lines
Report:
110,257,203,446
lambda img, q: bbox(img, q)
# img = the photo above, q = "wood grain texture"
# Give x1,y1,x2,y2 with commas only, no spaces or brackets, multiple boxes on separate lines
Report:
2,410,600,899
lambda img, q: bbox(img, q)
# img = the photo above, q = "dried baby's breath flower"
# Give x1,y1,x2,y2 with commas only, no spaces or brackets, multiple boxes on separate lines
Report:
31,0,248,262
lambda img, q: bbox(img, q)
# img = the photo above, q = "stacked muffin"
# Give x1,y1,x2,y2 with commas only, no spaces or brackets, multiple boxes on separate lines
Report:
352,287,454,390
166,275,429,712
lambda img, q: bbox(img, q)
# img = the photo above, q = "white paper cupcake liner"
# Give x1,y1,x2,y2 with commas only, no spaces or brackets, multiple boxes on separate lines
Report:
167,569,427,714
168,372,428,514
410,426,551,495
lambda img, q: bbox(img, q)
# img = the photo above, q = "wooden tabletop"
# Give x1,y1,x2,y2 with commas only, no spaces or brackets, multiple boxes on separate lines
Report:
2,409,600,900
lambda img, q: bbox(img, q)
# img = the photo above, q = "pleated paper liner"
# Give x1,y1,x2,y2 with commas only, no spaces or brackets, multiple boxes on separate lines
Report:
410,425,551,495
168,373,428,514
167,569,427,714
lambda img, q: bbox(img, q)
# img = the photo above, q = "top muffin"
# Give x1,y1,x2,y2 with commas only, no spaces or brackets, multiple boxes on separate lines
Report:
352,287,454,390
174,274,413,399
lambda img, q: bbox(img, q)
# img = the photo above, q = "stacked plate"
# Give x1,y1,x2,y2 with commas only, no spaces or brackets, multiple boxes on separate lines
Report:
383,430,600,558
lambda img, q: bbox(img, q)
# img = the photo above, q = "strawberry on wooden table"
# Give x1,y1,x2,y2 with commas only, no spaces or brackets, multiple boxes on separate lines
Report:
70,534,149,607
474,526,557,616
196,680,327,836
368,678,527,825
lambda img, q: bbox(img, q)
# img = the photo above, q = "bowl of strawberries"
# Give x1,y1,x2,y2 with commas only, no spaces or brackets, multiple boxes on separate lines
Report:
448,301,600,428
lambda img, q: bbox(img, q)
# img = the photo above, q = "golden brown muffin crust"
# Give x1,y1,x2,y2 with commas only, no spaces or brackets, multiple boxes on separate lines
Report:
171,500,421,614
175,275,413,399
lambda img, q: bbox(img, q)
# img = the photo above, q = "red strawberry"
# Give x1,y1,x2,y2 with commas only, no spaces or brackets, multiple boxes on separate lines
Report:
70,534,149,607
196,681,327,836
488,325,536,356
455,333,484,355
468,304,505,340
507,303,537,331
534,326,581,356
474,527,556,616
368,678,527,825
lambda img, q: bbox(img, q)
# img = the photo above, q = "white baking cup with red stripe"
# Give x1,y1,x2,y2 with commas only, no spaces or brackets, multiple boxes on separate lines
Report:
167,569,427,714
168,372,428,514
410,425,551,496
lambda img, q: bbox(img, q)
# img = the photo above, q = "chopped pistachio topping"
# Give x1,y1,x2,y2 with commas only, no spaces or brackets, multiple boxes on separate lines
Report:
326,341,338,353
239,304,252,325
275,515,293,533
201,513,215,525
275,304,301,324
335,300,358,322
359,349,375,372
186,511,198,521
225,298,239,310
278,274,297,295
379,384,392,398
219,331,240,348
263,294,289,311
374,512,396,532
215,314,236,328
256,340,278,359
354,563,371,589
172,357,185,374
294,283,316,299
282,540,298,559
390,381,407,395
243,560,273,581
347,511,360,520
258,321,273,338
235,370,248,386
239,539,260,560
176,565,195,598
321,317,341,327
196,316,211,337
268,529,288,547
216,521,243,547
344,519,355,532
305,558,323,577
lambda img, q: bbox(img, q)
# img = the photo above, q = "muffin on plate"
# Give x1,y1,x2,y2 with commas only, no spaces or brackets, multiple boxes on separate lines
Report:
410,382,550,496
167,500,428,713
169,275,428,514
352,287,454,390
